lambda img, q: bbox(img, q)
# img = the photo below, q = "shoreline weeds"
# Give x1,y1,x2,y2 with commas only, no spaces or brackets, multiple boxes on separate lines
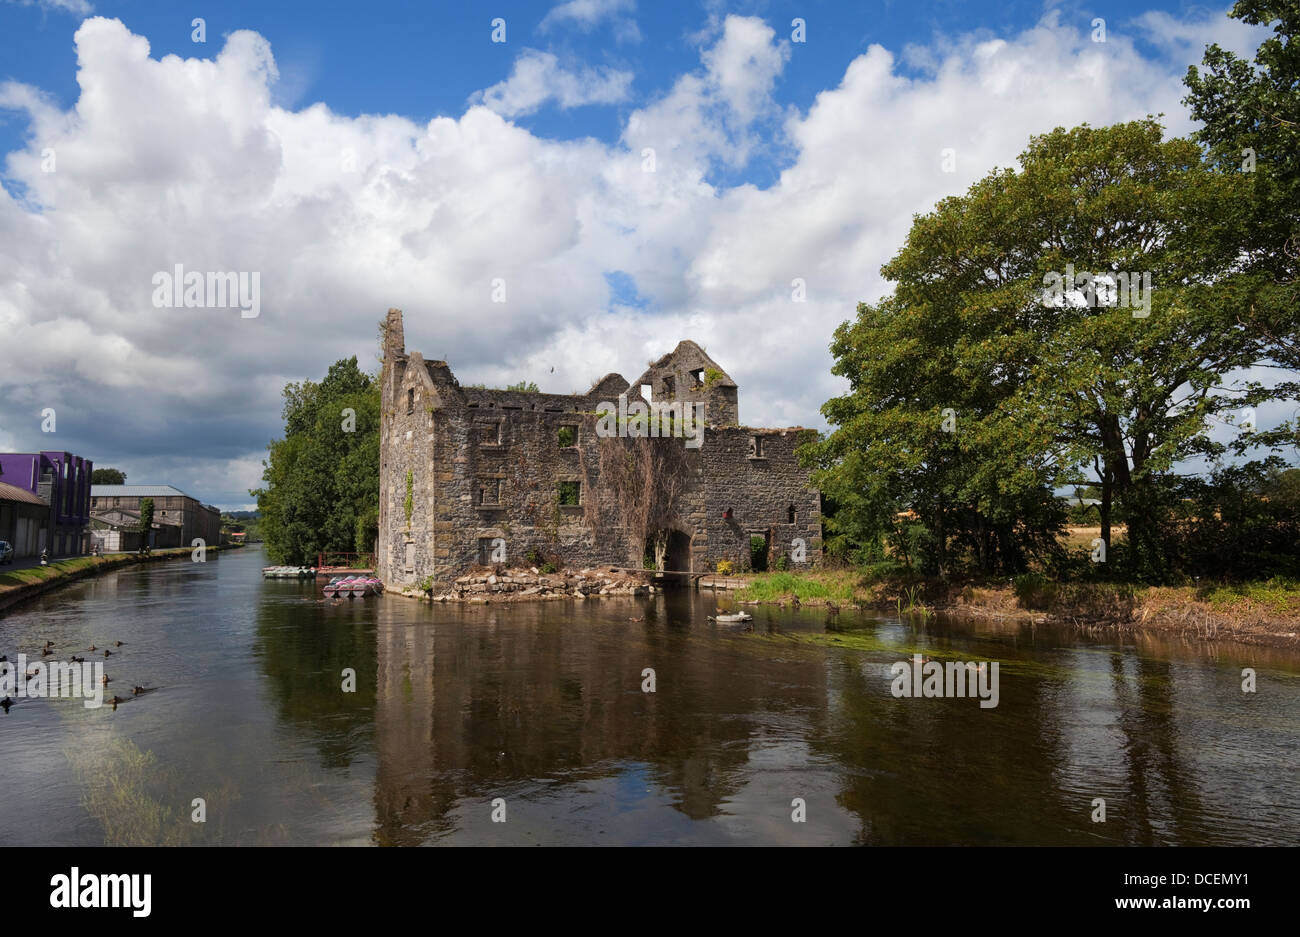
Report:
725,573,1300,651
0,544,243,615
388,566,1300,651
928,598,1300,650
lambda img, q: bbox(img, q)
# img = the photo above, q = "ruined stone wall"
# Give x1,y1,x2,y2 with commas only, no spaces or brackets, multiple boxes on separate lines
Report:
449,397,639,579
380,361,640,589
632,340,740,428
686,428,822,573
378,310,820,591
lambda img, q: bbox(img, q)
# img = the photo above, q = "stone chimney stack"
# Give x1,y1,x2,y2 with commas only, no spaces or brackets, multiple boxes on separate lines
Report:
383,308,406,359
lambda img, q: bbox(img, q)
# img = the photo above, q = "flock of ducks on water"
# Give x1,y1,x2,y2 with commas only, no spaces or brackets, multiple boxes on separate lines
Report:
1,639,154,713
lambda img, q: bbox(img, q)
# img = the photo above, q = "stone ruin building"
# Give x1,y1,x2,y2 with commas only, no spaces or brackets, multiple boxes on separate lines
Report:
377,308,821,590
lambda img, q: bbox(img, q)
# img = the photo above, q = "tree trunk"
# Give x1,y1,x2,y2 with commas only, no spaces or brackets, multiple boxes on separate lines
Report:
1100,465,1113,552
934,498,947,579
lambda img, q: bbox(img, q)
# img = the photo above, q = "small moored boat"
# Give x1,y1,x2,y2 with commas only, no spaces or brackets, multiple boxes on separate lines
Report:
322,576,352,597
323,575,384,598
708,611,753,623
263,565,317,579
349,577,383,598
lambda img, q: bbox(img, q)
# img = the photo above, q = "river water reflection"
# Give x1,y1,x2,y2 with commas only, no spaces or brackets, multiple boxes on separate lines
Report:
1,546,1296,845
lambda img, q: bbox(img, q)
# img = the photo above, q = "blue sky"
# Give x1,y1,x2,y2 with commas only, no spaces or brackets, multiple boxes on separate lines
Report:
0,0,1290,508
1,0,1229,191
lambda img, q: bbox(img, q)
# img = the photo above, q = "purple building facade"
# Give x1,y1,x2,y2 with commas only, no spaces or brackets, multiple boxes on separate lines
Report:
0,451,93,557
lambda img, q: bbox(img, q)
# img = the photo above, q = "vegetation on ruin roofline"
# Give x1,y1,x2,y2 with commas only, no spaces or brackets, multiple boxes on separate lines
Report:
466,380,541,393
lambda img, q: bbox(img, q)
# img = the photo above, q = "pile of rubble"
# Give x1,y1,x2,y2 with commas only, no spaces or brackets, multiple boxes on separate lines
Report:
427,566,653,603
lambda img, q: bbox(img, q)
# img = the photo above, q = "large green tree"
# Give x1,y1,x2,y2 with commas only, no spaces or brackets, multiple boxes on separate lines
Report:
805,120,1280,580
1184,0,1300,369
251,357,380,565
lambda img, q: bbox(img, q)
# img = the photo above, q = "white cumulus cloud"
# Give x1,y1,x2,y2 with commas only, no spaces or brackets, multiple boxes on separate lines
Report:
0,9,1283,505
470,49,633,117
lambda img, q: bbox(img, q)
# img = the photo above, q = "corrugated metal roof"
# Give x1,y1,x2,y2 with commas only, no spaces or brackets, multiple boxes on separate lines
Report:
91,484,198,500
0,480,48,506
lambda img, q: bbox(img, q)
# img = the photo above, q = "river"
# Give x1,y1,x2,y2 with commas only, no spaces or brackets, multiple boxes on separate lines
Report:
1,545,1296,845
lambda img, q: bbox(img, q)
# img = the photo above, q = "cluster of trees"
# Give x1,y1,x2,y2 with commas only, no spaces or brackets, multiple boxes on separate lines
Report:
803,2,1299,583
220,511,262,542
250,325,552,565
251,357,380,566
90,468,126,485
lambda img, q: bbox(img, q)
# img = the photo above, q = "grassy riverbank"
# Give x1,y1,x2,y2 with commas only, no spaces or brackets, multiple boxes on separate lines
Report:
0,544,243,613
730,570,1300,649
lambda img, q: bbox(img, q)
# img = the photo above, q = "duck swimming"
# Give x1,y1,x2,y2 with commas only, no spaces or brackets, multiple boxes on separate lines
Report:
103,649,112,657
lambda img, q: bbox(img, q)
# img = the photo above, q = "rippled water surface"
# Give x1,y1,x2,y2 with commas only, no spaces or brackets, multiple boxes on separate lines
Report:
1,546,1297,845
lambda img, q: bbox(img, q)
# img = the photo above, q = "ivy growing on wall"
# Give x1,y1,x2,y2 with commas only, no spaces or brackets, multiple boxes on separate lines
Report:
404,469,413,530
580,418,692,568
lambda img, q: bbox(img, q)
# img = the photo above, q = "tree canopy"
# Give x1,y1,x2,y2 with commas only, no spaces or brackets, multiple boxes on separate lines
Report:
91,468,126,485
251,357,380,565
802,119,1290,581
1184,0,1300,370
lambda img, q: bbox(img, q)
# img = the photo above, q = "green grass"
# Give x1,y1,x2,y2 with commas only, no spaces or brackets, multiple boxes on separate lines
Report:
0,547,216,591
734,570,859,603
1202,577,1300,617
0,555,109,589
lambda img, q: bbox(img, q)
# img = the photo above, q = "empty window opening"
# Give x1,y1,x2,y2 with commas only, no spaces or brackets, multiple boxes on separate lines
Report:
662,375,675,397
640,383,652,402
477,419,501,446
407,388,414,414
558,425,577,447
788,505,796,524
748,435,764,458
558,481,581,506
478,479,501,506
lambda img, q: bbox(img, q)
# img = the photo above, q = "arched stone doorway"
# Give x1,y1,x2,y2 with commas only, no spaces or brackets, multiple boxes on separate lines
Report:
646,527,694,587
664,530,692,584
